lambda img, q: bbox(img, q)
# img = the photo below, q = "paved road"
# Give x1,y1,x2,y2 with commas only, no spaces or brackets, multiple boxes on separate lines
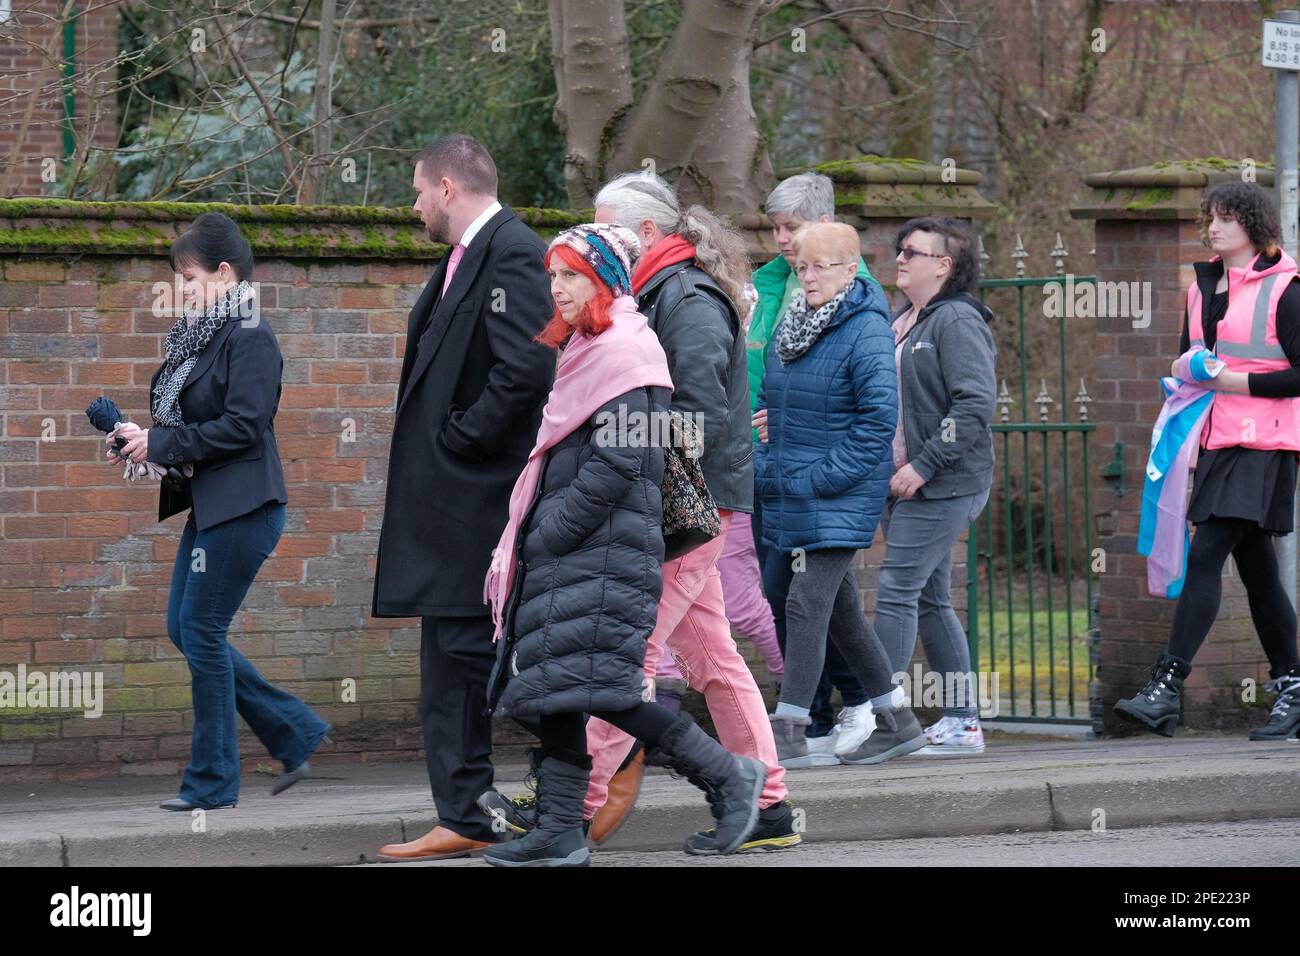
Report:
384,819,1299,867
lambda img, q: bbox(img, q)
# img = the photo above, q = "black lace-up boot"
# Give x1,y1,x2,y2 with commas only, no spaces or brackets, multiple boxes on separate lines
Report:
1249,666,1300,741
1114,653,1190,737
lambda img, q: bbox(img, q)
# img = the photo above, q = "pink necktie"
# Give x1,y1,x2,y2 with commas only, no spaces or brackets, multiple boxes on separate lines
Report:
441,243,465,297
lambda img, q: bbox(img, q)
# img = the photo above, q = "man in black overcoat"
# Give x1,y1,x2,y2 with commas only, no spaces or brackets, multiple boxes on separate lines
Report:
372,135,554,860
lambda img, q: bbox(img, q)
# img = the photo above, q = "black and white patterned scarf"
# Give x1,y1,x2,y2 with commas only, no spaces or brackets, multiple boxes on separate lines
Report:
151,280,254,427
775,282,851,365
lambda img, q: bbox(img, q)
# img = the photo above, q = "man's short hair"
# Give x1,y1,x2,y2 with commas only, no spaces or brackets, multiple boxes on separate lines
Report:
414,134,498,196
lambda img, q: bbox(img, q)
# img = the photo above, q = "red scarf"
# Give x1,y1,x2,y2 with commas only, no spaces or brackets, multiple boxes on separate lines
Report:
631,234,697,294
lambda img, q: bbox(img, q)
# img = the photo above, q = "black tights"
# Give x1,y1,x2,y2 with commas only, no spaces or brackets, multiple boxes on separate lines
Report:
537,701,678,760
1168,517,1300,672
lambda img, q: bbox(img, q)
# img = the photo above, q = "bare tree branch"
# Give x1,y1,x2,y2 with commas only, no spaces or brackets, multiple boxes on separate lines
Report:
208,0,303,197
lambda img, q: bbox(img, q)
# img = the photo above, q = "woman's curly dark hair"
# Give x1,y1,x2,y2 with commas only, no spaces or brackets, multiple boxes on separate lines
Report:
895,216,980,298
1198,182,1280,254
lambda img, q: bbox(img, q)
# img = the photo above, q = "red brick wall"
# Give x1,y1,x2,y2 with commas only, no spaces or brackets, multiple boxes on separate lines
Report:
0,251,459,782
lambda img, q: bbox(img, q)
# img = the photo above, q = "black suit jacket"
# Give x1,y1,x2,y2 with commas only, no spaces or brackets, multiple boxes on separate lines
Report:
146,301,288,531
371,205,556,618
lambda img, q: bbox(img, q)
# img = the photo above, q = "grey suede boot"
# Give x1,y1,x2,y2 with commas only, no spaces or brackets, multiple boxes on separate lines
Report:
483,748,590,867
838,706,927,765
645,713,764,855
769,711,817,769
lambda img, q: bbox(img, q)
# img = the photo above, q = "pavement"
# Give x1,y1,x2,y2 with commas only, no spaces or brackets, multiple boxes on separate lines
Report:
402,819,1300,867
2,733,1297,867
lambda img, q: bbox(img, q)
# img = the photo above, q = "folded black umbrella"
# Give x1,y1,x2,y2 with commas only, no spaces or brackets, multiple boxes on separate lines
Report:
85,396,129,460
87,395,188,492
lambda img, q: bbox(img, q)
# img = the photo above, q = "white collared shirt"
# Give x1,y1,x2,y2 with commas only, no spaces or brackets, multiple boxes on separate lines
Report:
457,200,502,250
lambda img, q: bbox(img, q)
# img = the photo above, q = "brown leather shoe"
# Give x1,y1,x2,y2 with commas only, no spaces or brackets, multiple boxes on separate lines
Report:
376,825,492,862
589,746,645,845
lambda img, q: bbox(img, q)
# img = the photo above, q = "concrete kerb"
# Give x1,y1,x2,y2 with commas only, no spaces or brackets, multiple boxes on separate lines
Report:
3,739,1296,866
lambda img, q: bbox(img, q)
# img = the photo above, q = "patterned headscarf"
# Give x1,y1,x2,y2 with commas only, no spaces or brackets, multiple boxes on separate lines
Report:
547,223,641,296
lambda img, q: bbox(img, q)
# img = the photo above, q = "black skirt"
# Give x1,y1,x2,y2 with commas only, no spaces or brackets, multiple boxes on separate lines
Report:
1187,445,1299,535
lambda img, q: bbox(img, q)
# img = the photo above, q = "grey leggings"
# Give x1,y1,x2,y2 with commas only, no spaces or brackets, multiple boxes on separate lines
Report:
776,548,896,710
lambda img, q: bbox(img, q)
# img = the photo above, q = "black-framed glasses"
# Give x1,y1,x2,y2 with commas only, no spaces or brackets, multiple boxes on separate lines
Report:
896,246,949,262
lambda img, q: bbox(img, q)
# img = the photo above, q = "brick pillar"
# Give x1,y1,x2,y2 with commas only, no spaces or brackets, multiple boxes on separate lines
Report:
1072,161,1280,732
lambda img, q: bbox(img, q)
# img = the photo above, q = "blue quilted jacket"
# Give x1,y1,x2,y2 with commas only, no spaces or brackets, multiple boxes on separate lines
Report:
754,275,897,552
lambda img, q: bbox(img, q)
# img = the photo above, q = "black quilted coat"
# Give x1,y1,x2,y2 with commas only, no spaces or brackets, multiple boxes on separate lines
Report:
488,383,672,719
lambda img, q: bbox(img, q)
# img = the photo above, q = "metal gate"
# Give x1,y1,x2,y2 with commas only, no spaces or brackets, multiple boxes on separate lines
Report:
965,267,1099,727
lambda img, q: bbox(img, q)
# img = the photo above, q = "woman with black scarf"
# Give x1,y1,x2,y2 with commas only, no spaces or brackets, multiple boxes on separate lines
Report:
105,212,330,810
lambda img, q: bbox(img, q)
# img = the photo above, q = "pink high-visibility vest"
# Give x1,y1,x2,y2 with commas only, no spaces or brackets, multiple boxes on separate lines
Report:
1186,250,1300,451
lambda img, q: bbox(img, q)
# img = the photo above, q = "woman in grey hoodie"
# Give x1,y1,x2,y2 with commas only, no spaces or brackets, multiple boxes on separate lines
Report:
838,217,997,765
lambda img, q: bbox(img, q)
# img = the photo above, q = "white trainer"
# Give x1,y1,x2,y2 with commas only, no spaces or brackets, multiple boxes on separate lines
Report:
803,730,841,766
919,715,986,755
832,702,876,756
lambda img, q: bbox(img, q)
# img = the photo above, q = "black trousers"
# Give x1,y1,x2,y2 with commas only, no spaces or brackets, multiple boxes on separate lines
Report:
419,615,497,842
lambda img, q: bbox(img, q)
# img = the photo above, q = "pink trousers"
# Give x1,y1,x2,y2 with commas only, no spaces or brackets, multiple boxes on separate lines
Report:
583,510,788,818
715,510,783,675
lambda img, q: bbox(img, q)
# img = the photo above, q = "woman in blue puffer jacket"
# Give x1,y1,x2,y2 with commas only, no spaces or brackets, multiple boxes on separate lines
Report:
753,221,907,769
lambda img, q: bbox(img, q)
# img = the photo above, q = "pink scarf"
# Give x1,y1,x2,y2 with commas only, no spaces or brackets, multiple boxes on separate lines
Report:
484,295,674,641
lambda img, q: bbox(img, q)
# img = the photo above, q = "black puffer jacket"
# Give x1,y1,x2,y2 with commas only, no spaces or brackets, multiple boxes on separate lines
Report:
638,262,753,514
488,384,672,719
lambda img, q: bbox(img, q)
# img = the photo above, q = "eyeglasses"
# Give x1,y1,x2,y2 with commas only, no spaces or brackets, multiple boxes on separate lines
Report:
896,246,949,262
794,261,851,277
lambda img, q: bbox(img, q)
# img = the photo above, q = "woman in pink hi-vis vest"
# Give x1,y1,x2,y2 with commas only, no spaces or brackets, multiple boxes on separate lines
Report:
1116,182,1300,740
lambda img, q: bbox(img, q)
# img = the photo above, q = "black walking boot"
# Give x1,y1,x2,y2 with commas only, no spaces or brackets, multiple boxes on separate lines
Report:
644,713,764,855
1249,666,1300,741
483,748,590,867
1114,653,1190,737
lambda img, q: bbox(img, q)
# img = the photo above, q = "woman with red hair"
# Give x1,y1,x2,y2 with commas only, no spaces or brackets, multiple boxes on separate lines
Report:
479,223,764,866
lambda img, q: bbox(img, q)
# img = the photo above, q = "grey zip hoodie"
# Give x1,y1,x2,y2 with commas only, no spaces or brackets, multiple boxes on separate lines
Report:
891,291,997,499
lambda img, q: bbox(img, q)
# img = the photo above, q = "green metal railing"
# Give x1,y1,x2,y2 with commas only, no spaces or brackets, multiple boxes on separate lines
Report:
966,274,1098,725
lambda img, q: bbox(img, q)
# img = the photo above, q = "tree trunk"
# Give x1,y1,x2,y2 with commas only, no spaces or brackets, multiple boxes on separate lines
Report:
607,0,764,188
550,0,769,212
677,22,772,213
549,0,633,208
298,0,337,204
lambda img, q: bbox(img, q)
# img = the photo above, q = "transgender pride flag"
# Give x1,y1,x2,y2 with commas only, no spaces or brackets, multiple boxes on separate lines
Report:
1137,349,1221,599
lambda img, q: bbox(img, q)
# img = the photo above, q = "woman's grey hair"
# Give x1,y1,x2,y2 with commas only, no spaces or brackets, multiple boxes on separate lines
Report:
594,172,752,321
765,172,835,224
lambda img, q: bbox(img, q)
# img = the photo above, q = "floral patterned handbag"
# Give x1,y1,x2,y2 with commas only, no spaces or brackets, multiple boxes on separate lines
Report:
661,409,721,560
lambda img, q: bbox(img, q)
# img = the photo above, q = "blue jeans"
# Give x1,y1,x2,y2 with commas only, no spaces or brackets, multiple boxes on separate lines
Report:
752,492,869,737
166,501,330,807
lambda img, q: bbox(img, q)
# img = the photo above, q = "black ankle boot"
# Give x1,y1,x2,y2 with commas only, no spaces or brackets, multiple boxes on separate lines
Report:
1249,666,1300,741
483,747,590,867
1114,653,1190,737
645,713,764,855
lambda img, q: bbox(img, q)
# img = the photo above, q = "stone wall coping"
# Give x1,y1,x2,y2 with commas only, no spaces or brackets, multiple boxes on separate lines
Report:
776,155,997,221
1072,159,1276,221
0,198,585,259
